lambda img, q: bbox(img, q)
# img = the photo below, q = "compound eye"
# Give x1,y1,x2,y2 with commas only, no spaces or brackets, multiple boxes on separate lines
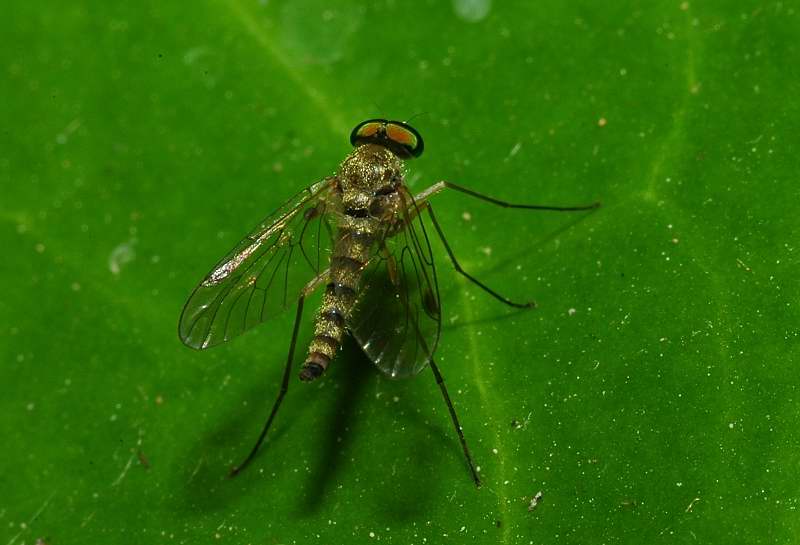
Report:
386,122,424,158
349,119,424,159
350,120,385,147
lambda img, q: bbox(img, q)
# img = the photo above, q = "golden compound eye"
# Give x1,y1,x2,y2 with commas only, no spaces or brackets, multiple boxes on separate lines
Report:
350,119,386,148
385,123,418,150
349,119,424,159
355,122,382,139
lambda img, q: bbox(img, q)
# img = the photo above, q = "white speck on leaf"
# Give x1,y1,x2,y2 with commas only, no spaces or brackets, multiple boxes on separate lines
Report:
109,239,137,275
452,0,491,22
528,490,544,511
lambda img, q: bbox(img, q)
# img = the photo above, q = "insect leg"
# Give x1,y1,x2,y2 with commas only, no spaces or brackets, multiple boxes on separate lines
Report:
230,270,329,476
415,180,600,211
429,357,481,487
425,204,535,308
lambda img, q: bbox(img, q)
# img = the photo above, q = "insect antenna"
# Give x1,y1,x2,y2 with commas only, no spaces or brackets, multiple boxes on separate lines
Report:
404,111,429,125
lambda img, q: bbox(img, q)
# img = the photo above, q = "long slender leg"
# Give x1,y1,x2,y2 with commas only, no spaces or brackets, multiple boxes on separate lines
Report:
230,270,329,477
429,358,481,487
426,204,534,308
229,297,306,476
414,180,601,211
410,182,599,308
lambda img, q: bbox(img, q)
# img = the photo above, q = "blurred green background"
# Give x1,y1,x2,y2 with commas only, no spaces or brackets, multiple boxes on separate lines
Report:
2,1,798,543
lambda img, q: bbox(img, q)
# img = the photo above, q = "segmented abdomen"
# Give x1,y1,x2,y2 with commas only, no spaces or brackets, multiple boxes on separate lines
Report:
299,226,375,381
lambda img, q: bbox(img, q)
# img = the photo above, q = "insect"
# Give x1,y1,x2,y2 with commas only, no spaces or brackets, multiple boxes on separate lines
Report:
178,119,599,486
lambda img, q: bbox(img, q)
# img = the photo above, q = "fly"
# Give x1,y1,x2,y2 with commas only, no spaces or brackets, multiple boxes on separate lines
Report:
178,118,600,487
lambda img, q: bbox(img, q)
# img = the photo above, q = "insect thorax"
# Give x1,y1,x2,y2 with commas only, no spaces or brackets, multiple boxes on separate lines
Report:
329,142,407,276
337,143,405,206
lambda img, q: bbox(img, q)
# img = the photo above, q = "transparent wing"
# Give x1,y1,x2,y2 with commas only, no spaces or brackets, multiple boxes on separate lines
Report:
348,187,442,378
179,178,338,349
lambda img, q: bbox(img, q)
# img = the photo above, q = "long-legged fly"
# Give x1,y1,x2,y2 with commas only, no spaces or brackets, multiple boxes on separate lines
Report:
179,119,599,486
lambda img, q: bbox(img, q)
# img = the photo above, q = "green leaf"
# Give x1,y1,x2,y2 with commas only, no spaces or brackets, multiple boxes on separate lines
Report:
2,1,798,543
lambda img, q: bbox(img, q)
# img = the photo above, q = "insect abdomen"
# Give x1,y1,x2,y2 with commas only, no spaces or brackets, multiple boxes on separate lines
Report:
299,227,373,381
